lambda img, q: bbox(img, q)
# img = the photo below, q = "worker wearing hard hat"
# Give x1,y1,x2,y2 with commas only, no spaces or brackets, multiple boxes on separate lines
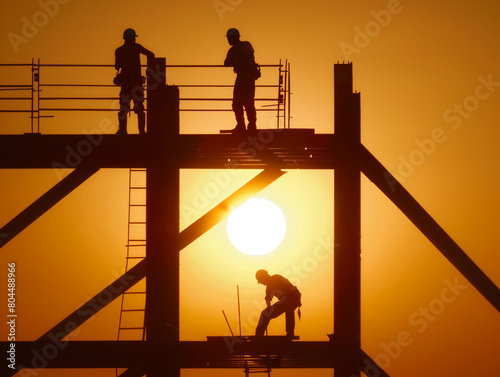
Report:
224,28,261,134
255,269,302,338
114,28,155,135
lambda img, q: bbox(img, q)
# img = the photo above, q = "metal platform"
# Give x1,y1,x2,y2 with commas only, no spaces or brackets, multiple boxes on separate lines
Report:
0,129,338,170
4,339,341,370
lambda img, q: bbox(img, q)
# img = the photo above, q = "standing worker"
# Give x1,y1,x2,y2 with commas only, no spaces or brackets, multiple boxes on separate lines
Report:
255,269,301,338
114,28,155,135
224,28,260,134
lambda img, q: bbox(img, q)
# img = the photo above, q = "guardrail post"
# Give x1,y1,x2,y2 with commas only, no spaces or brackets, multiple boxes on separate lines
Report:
146,57,179,136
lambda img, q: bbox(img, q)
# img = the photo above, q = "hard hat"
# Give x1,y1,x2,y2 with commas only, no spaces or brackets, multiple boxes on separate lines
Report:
123,28,138,39
255,269,269,283
226,28,240,37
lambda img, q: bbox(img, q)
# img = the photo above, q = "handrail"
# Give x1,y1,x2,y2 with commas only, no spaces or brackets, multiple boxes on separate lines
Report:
0,63,282,68
0,60,292,134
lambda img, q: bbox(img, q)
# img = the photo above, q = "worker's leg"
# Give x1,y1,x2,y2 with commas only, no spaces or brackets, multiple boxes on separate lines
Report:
255,302,287,336
134,102,146,135
244,101,257,133
285,308,296,336
232,99,246,128
255,309,271,336
232,77,247,133
132,85,146,134
242,79,256,132
118,88,131,135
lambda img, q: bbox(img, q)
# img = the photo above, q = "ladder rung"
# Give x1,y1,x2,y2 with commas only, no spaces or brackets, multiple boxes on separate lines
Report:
247,370,271,372
129,239,146,242
120,327,144,330
121,309,145,312
130,168,146,172
126,244,146,247
129,221,146,224
123,291,146,295
126,256,145,259
130,186,147,189
130,204,146,207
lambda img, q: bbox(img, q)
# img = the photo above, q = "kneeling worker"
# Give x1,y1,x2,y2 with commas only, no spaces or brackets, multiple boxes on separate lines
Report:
255,269,301,338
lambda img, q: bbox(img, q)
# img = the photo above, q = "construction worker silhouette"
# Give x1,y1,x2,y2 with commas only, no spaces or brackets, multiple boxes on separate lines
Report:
224,28,260,134
255,269,301,338
114,28,155,135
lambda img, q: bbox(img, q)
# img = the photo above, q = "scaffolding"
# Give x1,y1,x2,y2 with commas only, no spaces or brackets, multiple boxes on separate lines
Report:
0,59,292,134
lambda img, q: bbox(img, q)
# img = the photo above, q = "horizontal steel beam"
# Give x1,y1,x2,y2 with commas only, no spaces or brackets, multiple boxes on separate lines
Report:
0,131,336,169
2,340,389,375
1,340,335,370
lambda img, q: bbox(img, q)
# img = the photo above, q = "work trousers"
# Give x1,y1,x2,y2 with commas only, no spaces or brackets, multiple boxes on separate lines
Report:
232,75,256,126
255,297,300,337
118,82,145,133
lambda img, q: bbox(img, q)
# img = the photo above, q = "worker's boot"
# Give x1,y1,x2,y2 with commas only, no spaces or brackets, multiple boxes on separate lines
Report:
231,104,246,134
116,114,127,135
231,114,246,135
138,112,146,135
246,102,257,134
247,122,257,134
231,124,246,135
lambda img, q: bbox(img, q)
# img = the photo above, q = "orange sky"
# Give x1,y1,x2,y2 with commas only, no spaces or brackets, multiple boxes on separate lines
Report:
1,1,500,376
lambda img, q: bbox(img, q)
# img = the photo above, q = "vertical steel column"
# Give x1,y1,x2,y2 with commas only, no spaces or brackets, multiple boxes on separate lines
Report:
333,63,361,377
145,57,181,377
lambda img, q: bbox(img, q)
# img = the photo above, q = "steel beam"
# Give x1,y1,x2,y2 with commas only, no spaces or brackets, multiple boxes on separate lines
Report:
333,63,362,377
37,261,146,343
180,168,285,250
359,144,500,312
0,132,336,170
1,340,390,374
0,165,99,248
144,57,181,377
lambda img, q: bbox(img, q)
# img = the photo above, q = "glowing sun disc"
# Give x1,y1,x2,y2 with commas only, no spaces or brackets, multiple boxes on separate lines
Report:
227,198,286,255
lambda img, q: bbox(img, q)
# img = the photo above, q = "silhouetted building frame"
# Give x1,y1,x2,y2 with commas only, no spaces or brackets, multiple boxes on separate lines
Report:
0,59,499,377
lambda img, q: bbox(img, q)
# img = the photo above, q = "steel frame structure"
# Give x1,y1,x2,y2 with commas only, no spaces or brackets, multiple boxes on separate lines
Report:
1,59,499,377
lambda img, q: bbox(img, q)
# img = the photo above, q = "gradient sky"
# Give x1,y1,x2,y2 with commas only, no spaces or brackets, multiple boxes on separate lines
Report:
1,1,499,376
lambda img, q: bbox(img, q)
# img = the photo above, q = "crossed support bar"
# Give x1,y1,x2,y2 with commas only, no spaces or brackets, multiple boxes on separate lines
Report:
0,165,100,248
359,144,500,312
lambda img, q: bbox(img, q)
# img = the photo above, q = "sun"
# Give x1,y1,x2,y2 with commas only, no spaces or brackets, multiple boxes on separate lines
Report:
226,198,286,255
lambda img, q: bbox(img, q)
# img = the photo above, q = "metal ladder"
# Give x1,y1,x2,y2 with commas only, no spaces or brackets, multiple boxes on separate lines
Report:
117,168,147,341
244,361,271,377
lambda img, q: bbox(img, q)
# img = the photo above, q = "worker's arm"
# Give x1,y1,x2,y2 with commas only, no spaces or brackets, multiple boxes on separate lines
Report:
114,49,120,71
265,299,271,307
224,47,234,67
138,44,155,60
